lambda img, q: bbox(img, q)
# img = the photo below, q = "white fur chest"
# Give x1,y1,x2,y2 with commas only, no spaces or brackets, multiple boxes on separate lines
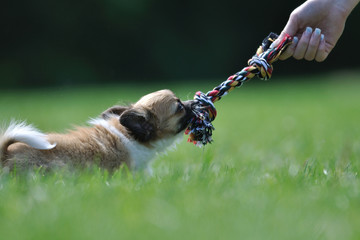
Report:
89,118,182,172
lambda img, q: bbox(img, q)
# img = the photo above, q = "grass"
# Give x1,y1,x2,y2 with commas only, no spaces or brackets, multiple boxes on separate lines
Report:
1,73,360,239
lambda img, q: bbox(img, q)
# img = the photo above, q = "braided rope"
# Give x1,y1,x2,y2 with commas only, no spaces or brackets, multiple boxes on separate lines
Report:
185,32,293,146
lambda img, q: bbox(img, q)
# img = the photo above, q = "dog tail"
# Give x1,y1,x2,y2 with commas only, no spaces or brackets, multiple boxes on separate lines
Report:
0,121,56,162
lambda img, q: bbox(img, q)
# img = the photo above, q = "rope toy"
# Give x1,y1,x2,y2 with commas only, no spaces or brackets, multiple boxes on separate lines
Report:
185,32,293,147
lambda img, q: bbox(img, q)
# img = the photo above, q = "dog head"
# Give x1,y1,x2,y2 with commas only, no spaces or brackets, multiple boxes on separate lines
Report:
102,89,195,143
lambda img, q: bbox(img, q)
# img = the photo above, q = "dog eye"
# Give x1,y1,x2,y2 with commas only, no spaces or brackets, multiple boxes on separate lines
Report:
176,102,184,112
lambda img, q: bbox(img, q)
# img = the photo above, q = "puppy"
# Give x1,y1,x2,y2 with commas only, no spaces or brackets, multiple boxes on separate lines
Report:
0,89,195,173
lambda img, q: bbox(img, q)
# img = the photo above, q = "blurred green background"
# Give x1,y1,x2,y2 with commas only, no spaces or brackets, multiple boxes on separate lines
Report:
1,0,359,88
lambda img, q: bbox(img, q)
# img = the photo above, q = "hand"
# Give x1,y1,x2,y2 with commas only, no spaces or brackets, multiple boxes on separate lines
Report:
272,0,359,62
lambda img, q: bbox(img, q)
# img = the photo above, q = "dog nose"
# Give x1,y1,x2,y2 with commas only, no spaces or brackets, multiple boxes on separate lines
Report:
183,100,196,109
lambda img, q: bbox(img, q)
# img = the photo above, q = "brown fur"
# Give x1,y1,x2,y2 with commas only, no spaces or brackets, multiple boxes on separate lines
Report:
0,90,195,173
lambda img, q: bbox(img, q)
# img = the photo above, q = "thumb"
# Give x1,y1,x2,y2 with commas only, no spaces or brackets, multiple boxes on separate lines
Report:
270,18,299,48
270,32,288,48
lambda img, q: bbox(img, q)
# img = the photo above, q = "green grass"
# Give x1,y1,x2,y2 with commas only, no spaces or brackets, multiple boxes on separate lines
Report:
1,74,360,239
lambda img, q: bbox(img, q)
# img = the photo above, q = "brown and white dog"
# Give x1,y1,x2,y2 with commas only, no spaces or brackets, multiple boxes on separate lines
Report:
0,89,195,173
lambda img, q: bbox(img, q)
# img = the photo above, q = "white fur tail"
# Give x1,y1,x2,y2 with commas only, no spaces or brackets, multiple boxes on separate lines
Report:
0,121,56,160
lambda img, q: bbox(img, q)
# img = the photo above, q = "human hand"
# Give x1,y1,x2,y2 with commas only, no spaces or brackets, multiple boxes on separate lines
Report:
272,0,359,62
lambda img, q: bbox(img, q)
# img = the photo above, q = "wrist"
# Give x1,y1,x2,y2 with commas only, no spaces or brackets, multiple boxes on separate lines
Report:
334,0,359,17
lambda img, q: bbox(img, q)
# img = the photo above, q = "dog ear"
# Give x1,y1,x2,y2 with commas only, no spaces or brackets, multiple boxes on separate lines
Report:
119,109,157,142
101,106,129,119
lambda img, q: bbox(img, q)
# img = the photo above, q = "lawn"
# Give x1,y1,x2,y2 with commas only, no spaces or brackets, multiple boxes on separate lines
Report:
1,73,360,240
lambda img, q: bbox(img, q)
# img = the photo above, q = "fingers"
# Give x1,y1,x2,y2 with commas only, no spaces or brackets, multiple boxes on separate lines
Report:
303,28,322,60
315,35,328,62
293,27,313,59
278,36,298,60
271,31,299,60
276,27,328,62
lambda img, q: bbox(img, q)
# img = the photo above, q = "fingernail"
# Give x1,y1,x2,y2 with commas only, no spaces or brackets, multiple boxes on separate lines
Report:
270,39,279,48
293,36,299,45
314,28,321,36
306,27,313,34
320,34,324,41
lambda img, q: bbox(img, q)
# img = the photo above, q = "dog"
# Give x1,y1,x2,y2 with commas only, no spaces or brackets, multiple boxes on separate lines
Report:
0,89,195,173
